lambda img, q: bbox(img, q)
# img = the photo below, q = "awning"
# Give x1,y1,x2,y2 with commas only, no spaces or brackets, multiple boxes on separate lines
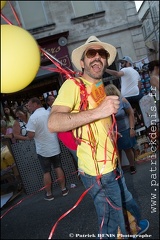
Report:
35,64,58,80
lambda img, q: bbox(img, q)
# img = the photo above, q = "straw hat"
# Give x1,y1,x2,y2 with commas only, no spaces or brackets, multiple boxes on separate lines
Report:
71,36,117,71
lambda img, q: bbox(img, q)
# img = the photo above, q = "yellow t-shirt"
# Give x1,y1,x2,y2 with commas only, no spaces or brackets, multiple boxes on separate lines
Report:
54,78,117,176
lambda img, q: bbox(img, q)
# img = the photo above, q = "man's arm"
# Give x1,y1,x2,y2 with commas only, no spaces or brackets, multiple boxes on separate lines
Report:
48,96,120,132
138,80,141,91
27,131,35,140
150,76,159,90
105,69,124,78
12,120,30,141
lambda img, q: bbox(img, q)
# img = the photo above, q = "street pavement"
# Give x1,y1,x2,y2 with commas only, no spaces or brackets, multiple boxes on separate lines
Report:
1,153,159,239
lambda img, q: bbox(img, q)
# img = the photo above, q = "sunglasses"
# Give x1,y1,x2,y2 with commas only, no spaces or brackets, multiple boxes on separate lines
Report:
85,49,110,59
121,61,126,65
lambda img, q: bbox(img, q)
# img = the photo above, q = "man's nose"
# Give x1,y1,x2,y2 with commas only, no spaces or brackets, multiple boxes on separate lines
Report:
95,52,101,59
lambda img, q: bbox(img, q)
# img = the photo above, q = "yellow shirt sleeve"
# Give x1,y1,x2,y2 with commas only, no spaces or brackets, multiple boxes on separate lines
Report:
53,79,81,112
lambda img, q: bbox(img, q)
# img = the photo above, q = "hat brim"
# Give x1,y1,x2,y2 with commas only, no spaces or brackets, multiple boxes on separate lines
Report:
117,58,133,64
117,59,126,63
71,42,117,71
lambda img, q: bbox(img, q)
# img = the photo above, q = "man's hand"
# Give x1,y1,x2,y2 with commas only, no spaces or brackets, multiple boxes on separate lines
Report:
96,96,120,118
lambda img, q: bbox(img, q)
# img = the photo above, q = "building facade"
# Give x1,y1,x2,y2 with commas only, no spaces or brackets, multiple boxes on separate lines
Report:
1,1,149,106
137,0,159,61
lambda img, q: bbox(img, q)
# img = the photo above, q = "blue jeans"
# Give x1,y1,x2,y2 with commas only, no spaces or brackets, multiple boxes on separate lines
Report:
80,168,141,238
117,169,141,225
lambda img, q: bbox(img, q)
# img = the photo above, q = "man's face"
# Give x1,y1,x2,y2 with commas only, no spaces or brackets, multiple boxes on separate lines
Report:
16,110,26,121
4,108,10,115
80,45,108,81
48,96,55,106
120,61,127,68
27,101,37,114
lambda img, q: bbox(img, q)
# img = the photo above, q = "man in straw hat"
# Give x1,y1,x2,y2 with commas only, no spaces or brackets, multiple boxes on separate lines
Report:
48,36,149,237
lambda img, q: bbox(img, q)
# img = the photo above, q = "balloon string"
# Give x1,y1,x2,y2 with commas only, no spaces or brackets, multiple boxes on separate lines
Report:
40,47,76,79
1,12,13,25
8,1,22,27
40,48,76,75
48,184,94,239
1,2,22,26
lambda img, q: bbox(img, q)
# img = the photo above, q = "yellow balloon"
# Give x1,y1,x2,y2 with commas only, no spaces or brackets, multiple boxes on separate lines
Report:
1,24,40,93
1,1,6,9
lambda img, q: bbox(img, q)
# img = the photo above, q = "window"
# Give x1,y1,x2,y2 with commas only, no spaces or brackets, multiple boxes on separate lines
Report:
145,19,152,36
71,1,100,18
151,5,158,23
142,25,147,39
16,1,48,29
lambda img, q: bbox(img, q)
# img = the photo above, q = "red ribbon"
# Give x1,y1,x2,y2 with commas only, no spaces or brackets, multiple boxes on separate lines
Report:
48,184,94,239
1,1,22,27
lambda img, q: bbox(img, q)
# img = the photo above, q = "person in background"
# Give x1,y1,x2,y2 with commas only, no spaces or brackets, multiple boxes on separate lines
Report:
148,60,159,116
47,36,149,237
3,105,16,129
1,120,22,190
11,101,19,114
105,56,143,104
141,59,148,72
26,97,68,200
12,106,30,142
133,63,140,72
105,84,137,174
1,119,16,144
22,101,30,113
46,94,78,169
46,95,55,111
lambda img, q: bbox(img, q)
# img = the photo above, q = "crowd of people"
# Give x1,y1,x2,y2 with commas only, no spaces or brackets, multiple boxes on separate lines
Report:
1,35,159,238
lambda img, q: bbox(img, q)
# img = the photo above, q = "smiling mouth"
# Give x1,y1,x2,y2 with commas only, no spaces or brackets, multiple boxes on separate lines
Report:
91,62,103,72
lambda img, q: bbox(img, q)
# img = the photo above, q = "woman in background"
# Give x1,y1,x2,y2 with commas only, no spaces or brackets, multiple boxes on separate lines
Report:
105,84,137,174
3,105,16,129
12,106,30,142
1,119,17,144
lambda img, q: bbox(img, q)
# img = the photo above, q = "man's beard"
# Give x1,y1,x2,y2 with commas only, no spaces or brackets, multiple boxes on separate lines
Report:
84,61,106,80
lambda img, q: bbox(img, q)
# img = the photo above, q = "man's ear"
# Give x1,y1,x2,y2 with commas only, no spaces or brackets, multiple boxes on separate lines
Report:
80,59,84,69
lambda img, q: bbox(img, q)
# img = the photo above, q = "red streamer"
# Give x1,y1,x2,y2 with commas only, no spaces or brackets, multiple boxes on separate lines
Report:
0,169,78,220
8,1,22,27
1,1,22,26
1,12,13,25
48,184,94,239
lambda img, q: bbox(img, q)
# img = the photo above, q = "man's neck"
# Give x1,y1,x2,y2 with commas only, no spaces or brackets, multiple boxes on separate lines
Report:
81,73,102,84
